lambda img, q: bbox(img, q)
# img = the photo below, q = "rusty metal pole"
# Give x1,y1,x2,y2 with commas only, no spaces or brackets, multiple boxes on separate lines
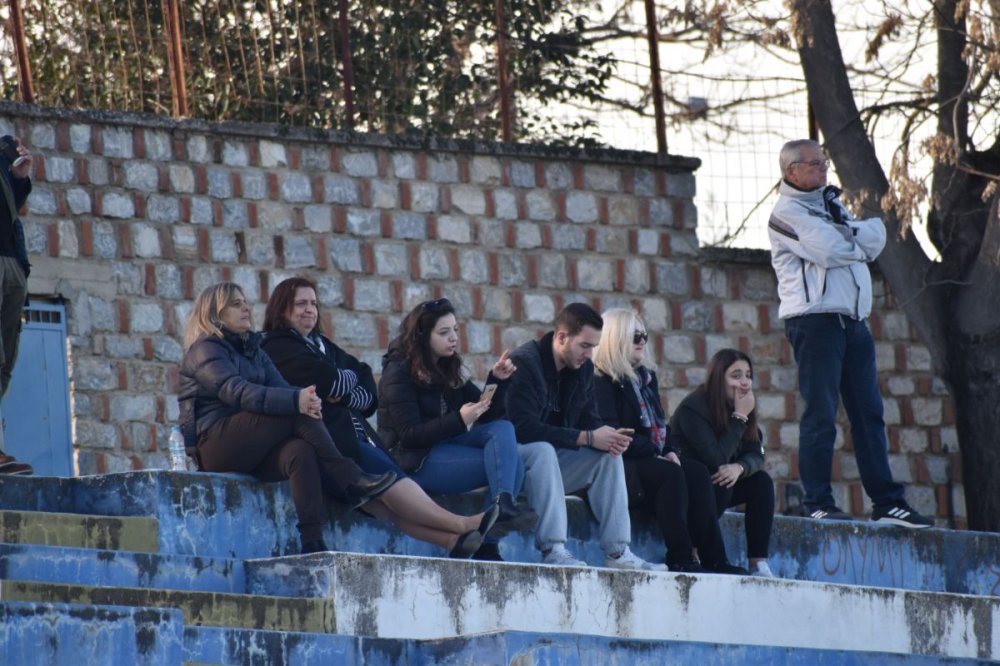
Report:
643,0,667,154
337,0,355,130
494,0,513,143
163,0,189,117
7,0,35,103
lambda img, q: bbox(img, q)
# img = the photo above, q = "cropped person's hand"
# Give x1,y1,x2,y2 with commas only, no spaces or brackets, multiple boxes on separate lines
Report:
662,451,681,465
734,388,755,418
459,399,490,427
491,349,516,380
711,463,743,488
298,385,323,419
10,139,31,179
590,426,631,456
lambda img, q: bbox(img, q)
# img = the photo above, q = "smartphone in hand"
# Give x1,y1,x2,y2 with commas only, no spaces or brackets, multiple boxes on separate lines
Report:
1,136,25,167
480,383,498,402
615,427,635,436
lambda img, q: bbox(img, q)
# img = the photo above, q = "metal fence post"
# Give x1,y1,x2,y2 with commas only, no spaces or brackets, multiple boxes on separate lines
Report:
494,0,513,143
338,0,355,130
643,0,667,154
163,0,189,117
7,0,35,103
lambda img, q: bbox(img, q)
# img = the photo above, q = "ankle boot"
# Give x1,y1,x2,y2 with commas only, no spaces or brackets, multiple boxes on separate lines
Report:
492,492,538,536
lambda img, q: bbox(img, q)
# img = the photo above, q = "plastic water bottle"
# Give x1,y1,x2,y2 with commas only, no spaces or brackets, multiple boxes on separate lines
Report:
168,425,187,471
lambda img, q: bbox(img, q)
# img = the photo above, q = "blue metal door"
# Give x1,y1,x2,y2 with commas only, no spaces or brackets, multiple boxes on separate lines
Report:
3,302,73,476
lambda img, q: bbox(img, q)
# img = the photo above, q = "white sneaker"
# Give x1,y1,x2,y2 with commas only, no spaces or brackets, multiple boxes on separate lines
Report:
752,561,776,578
542,545,586,567
604,547,668,572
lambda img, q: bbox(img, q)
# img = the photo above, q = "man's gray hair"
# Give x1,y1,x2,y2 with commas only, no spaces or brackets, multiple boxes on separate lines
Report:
779,139,820,174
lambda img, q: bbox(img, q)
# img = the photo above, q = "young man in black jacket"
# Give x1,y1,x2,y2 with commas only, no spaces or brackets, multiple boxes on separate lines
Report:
504,303,666,571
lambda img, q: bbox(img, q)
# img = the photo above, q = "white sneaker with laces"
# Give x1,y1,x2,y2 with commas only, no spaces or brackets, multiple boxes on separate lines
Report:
751,561,776,578
542,545,586,567
604,547,668,572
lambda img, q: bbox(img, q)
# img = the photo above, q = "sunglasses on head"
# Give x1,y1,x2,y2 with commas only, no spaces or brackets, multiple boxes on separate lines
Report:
421,298,452,313
633,330,648,344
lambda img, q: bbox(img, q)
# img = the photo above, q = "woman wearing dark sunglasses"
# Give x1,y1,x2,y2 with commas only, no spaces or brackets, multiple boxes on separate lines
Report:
593,308,748,574
377,297,537,560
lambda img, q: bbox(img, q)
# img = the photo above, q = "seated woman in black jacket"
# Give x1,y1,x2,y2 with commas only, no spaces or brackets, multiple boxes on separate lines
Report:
669,348,776,577
593,308,744,574
261,277,499,558
178,282,397,555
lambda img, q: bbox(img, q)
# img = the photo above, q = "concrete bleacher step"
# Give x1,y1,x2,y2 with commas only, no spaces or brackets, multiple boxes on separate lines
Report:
0,579,334,633
0,543,246,595
244,551,1000,660
0,509,158,552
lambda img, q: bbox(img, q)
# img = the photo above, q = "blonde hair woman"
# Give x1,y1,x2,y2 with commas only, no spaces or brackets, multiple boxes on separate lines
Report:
593,308,746,574
177,282,396,554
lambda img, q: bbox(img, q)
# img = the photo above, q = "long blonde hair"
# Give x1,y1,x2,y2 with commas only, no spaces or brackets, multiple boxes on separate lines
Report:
593,308,645,383
183,282,246,349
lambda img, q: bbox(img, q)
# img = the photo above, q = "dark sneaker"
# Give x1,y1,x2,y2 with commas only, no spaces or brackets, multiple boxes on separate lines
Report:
669,560,709,574
871,502,933,529
472,543,504,561
809,506,853,521
704,561,751,575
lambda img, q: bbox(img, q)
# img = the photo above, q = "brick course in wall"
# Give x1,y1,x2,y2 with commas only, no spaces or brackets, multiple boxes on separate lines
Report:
0,103,963,526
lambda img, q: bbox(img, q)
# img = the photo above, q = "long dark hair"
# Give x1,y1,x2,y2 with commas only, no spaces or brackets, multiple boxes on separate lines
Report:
262,276,323,334
703,348,760,444
391,298,464,389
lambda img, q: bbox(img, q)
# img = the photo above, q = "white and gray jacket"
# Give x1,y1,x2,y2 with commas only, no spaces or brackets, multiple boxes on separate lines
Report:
768,180,885,320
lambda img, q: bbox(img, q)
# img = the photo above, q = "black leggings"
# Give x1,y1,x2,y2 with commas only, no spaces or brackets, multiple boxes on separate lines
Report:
713,470,775,559
198,411,363,542
626,456,728,567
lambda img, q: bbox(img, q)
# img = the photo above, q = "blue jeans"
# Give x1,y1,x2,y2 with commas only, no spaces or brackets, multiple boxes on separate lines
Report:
409,420,524,508
356,440,405,477
785,314,904,510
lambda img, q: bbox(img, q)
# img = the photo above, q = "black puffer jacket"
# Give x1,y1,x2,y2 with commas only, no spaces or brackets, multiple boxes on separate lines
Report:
593,368,676,460
376,346,506,472
668,387,765,476
178,328,299,448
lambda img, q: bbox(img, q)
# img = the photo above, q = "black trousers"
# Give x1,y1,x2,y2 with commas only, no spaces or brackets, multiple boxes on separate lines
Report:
713,469,775,559
626,456,727,567
198,411,362,542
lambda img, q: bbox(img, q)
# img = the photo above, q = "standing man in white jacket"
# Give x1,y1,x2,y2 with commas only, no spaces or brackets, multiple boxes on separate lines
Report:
768,139,932,528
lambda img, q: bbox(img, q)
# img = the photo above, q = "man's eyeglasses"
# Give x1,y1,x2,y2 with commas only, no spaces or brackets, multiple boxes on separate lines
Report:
421,298,452,313
633,331,648,345
791,158,830,169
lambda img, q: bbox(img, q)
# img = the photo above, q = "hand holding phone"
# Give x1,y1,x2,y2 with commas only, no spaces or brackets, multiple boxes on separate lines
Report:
480,383,498,402
1,136,26,168
615,427,635,436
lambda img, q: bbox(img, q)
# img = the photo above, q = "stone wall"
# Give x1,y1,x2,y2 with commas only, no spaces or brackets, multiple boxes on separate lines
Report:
0,103,963,526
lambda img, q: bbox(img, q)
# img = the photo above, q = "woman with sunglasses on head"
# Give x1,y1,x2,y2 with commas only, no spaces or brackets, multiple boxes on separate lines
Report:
669,348,776,577
377,297,537,560
593,308,745,574
178,282,397,556
261,277,499,558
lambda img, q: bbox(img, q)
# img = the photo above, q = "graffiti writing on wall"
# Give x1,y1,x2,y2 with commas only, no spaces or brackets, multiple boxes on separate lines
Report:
819,531,908,587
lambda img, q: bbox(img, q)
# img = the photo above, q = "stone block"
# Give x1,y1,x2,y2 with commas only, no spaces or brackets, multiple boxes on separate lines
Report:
459,249,489,284
755,394,786,420
319,177,355,207
130,223,160,258
899,428,929,453
450,185,486,216
209,229,239,263
663,335,696,363
346,208,380,236
704,333,738,359
584,164,621,192
477,219,505,247
300,146,330,170
680,301,713,332
665,172,696,198
391,152,416,179
57,221,78,258
493,189,518,220
419,246,450,279
131,302,165,333
222,141,249,167
65,188,91,215
700,266,728,298
103,334,143,358
910,398,942,426
329,238,363,272
259,140,287,167
341,150,378,177
427,155,459,183
470,156,502,184
770,367,798,392
146,195,180,223
565,191,597,224
69,124,91,152
186,135,210,163
246,232,275,265
883,398,901,425
110,394,156,422
649,198,674,227
332,312,377,346
124,162,158,192
75,419,119,448
633,168,655,196
623,258,649,294
392,212,426,240
887,376,914,396
23,220,46,255
537,254,567,288
721,302,758,332
655,262,689,297
190,197,214,225
515,223,542,249
498,253,527,288
544,162,571,189
606,196,637,226
102,127,133,158
437,215,472,244
779,422,799,449
218,200,247,229
92,221,116,257
207,168,232,199
924,455,949,484
637,298,668,331
510,161,535,188
464,320,492,354
114,262,144,295
906,345,932,372
576,258,613,291
370,179,398,209
887,454,913,483
481,289,512,320
523,294,555,323
352,279,392,312
524,191,555,221
154,264,182,299
880,311,910,340
373,242,409,276
283,236,316,269
167,165,194,195
634,228,659,255
44,156,75,184
874,342,896,372
280,172,312,203
315,274,344,307
144,130,172,161
87,159,109,186
595,228,628,255
409,182,439,212
102,192,135,219
241,171,267,201
304,205,332,233
501,326,537,352
27,187,57,215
